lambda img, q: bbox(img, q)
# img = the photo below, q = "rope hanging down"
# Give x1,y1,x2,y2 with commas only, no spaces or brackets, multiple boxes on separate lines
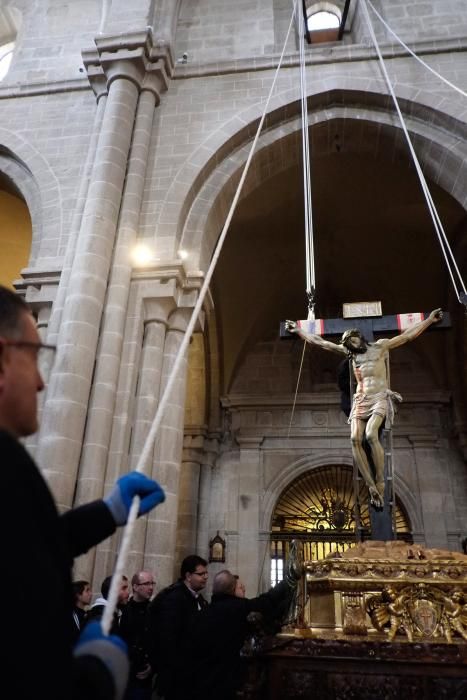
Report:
367,0,467,100
288,0,318,437
101,2,299,637
360,0,467,309
296,0,316,319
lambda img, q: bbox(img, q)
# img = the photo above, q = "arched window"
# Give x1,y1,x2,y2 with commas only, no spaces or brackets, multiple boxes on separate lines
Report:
270,465,412,585
308,10,340,32
0,6,21,82
0,41,15,80
304,1,353,45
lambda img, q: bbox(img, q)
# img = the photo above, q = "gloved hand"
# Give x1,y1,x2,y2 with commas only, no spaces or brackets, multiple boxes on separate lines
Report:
104,471,166,526
74,621,129,700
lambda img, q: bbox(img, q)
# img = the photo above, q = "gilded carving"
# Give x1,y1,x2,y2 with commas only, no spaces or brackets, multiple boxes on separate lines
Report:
303,543,467,641
366,584,467,643
342,594,367,635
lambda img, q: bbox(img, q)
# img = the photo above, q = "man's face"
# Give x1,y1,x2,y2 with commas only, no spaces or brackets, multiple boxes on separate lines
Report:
78,584,92,607
133,574,155,602
0,312,45,437
346,334,363,350
234,578,246,598
118,578,130,605
186,565,209,592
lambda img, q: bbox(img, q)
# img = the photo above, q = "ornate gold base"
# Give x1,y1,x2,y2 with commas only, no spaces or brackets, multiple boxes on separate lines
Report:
304,541,467,644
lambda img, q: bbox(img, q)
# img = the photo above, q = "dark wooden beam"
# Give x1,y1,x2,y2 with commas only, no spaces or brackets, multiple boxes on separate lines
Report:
302,0,312,44
338,0,352,39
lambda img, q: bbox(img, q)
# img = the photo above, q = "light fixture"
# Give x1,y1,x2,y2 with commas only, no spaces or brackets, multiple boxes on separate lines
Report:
131,243,156,267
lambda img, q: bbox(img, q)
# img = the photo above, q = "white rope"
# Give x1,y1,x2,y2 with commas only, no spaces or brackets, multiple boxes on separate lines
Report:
288,1,316,436
287,339,307,438
360,0,467,303
367,0,467,99
102,2,298,637
295,1,316,317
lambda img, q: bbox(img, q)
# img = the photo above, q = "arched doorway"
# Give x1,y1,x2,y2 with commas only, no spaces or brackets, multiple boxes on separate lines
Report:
0,173,32,287
270,465,412,585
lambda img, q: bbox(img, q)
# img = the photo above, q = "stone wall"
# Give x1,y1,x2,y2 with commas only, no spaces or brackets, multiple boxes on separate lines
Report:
0,1,465,590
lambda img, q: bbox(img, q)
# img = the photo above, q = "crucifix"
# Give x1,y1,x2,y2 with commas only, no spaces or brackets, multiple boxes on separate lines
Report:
282,304,450,541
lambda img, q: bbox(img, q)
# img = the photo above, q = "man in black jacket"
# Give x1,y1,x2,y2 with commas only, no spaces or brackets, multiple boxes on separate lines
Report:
0,285,166,700
120,571,156,700
148,554,209,699
71,579,92,645
190,569,297,700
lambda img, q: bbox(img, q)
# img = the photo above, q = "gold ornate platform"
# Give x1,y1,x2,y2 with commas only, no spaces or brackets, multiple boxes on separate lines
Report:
302,541,467,643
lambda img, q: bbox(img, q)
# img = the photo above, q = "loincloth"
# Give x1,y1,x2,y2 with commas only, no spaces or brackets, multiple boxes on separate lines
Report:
348,390,402,429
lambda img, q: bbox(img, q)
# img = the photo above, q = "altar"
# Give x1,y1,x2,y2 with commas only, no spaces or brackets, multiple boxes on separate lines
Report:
239,541,467,699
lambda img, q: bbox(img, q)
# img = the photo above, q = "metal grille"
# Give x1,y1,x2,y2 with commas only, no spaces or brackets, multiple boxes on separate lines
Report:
270,465,412,585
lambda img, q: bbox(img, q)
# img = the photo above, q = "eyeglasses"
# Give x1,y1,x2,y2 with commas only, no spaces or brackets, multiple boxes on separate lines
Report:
193,571,209,577
3,340,57,374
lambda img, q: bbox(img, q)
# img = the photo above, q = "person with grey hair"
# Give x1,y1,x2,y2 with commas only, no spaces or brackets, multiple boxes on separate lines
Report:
189,568,298,700
0,284,165,700
286,309,442,507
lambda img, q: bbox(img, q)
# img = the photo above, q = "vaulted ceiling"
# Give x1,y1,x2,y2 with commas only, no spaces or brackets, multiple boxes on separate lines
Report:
213,124,466,393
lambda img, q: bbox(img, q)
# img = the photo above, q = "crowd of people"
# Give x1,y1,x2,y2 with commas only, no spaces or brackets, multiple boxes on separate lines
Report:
74,555,297,700
0,283,297,700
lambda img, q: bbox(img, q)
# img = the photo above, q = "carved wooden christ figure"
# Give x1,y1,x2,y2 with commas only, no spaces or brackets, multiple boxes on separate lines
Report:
285,309,443,508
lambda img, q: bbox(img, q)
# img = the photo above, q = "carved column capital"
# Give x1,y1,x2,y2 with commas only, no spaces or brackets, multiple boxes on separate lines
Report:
143,297,175,327
82,29,171,100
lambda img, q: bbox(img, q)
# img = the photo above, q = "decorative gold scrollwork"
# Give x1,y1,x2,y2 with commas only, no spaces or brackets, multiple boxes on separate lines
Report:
366,584,467,643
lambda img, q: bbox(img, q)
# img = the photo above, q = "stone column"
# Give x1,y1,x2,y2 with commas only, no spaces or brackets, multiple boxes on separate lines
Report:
153,0,182,48
410,435,448,548
144,308,191,587
175,430,206,569
81,297,173,583
235,436,263,597
75,70,167,509
45,70,107,347
126,300,175,576
196,437,220,561
35,33,166,511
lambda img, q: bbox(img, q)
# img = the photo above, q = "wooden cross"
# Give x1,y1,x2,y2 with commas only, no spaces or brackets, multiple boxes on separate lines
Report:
280,309,451,542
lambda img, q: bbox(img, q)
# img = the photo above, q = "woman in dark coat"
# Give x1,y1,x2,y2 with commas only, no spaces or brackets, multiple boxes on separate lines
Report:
189,570,296,700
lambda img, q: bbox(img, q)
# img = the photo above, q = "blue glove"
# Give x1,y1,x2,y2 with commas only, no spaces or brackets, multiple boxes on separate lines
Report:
74,621,128,700
104,471,166,526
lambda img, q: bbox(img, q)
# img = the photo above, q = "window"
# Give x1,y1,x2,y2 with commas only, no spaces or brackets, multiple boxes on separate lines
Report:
0,41,15,81
308,10,340,32
303,1,354,45
270,465,412,584
0,6,21,82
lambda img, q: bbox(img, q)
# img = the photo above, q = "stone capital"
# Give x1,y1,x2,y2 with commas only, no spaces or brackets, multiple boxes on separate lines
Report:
236,435,264,450
143,297,175,326
82,29,171,100
182,427,207,463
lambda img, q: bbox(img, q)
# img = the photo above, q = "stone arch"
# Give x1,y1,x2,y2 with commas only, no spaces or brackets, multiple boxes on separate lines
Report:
184,111,466,276
260,453,421,537
158,79,467,270
0,130,63,263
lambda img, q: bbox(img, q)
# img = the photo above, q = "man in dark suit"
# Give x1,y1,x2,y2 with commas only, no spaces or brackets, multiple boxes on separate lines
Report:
148,555,209,699
0,285,165,700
